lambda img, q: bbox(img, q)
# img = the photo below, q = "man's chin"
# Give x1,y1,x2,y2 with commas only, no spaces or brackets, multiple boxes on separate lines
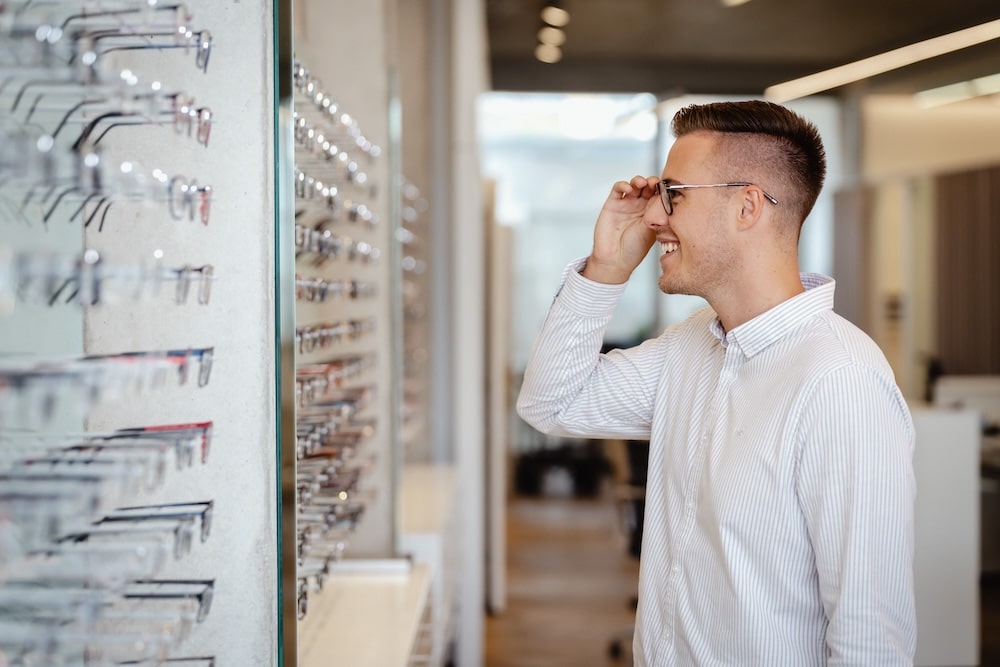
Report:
658,276,688,296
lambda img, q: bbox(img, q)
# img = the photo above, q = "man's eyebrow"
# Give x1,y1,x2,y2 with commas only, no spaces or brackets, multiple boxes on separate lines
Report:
661,178,680,185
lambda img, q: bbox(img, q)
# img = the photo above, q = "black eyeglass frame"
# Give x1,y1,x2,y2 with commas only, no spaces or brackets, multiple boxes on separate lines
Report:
656,181,779,216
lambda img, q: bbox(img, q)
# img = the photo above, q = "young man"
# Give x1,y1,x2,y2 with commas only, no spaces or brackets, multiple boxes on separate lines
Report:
516,100,916,666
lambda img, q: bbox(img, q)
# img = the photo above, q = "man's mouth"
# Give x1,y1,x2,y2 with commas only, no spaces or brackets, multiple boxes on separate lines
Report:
660,241,679,255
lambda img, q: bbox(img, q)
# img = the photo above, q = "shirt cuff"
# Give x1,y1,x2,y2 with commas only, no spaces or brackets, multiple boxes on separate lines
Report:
553,257,628,318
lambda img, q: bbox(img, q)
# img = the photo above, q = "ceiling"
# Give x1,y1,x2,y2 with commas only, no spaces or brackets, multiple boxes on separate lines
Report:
485,0,1000,99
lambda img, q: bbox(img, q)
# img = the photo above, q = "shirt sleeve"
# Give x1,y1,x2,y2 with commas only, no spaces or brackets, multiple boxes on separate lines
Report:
515,259,663,440
795,363,917,665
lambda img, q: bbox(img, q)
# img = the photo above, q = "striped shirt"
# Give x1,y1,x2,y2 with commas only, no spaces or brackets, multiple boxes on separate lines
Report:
516,262,916,666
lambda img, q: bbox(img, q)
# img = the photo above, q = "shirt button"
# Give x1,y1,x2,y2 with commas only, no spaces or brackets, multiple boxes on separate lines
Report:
672,564,680,573
685,499,694,509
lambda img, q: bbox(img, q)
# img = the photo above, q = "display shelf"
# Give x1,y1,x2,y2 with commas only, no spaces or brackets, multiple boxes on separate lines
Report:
2,0,466,663
298,561,430,667
400,464,459,667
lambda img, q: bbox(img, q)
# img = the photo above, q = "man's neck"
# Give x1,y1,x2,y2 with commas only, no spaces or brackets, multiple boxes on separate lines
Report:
710,265,805,332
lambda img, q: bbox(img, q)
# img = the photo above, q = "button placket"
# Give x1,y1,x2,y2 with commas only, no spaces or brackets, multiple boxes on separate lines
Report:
662,344,745,660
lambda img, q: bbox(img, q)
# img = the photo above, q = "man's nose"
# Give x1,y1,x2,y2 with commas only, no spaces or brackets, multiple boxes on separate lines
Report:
643,194,668,229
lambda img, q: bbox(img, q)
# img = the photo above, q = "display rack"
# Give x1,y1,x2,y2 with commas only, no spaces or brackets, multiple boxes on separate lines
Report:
289,56,394,618
0,1,279,665
1,1,452,664
285,1,450,664
400,180,431,462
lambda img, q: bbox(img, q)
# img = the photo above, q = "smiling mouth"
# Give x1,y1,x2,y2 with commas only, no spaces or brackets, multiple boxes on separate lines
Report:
660,241,679,255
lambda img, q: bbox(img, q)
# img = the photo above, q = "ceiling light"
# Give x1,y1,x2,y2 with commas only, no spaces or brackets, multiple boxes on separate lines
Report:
915,72,1000,107
535,43,562,64
721,0,752,6
764,19,1000,102
540,2,570,28
537,25,566,47
972,72,1000,96
915,81,977,107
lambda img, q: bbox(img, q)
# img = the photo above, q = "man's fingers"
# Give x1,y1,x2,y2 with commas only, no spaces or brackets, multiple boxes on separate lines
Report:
645,175,661,198
615,176,658,200
613,180,635,199
629,175,660,199
631,175,661,199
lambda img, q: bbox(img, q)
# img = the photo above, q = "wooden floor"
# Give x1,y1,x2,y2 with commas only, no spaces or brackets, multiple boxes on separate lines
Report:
486,491,1000,667
485,493,640,667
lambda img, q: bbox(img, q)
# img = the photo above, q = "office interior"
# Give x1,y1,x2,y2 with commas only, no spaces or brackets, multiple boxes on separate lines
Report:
0,0,999,666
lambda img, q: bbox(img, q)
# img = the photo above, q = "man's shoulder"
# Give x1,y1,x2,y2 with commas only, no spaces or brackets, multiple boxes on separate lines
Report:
803,310,896,377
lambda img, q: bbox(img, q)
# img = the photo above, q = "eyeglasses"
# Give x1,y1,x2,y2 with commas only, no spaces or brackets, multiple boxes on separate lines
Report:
656,181,779,216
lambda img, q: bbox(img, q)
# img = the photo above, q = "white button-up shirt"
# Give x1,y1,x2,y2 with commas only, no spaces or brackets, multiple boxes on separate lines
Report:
517,263,916,666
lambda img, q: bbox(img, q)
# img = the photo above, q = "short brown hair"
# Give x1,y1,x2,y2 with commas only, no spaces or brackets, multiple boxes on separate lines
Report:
671,100,826,226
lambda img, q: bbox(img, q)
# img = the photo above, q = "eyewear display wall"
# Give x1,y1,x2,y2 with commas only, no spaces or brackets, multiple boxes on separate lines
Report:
0,1,278,665
1,0,431,664
1,0,436,664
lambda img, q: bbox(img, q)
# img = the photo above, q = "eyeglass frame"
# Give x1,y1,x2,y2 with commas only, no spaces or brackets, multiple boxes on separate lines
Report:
656,181,779,216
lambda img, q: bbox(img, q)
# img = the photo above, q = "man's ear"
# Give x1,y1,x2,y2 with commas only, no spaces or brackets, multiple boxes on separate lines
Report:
735,187,765,232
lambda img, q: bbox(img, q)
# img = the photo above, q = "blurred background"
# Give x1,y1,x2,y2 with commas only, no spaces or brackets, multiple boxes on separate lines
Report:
473,2,1000,666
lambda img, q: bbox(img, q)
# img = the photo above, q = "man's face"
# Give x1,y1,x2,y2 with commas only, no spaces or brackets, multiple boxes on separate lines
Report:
646,131,740,299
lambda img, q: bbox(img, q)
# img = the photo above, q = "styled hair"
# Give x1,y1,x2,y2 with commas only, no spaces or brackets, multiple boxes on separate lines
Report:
671,100,827,226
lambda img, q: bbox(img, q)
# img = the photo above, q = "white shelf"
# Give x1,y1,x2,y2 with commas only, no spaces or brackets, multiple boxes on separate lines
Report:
298,562,431,667
293,464,458,667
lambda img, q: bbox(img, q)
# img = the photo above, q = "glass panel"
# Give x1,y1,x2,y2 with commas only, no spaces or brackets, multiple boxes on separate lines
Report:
274,1,298,666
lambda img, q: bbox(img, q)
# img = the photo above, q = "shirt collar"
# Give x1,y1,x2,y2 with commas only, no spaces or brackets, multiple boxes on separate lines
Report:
708,273,835,357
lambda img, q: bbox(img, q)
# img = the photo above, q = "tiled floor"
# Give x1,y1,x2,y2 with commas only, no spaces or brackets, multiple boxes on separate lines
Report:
488,492,1000,667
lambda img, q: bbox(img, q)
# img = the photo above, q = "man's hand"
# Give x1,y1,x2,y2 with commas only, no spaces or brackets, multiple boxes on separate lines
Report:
582,175,659,284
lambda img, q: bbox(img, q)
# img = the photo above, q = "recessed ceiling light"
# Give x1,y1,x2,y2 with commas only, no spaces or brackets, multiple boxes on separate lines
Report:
541,4,570,28
537,26,566,47
721,0,752,6
535,43,563,64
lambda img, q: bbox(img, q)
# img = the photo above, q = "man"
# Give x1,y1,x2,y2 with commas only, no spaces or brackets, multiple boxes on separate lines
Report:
516,100,916,666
